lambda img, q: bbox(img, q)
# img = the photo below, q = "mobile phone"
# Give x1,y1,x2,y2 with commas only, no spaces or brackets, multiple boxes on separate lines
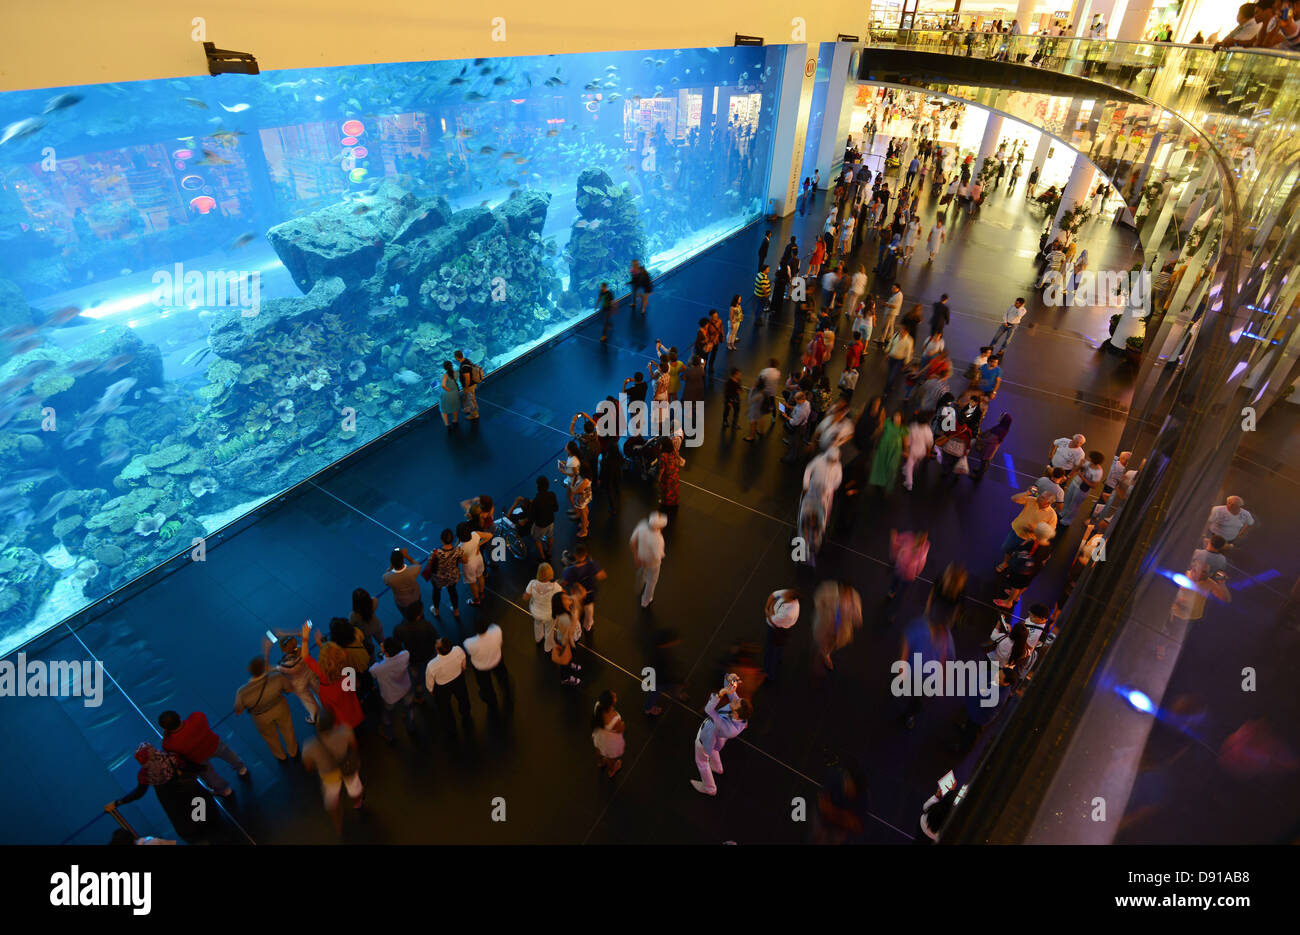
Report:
778,401,788,414
265,629,277,644
938,770,956,794
305,619,313,630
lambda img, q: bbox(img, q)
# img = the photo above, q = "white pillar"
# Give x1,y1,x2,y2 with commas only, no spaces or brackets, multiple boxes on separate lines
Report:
814,42,859,186
978,112,1005,161
1117,0,1155,40
767,45,818,218
1014,0,1038,32
1030,131,1052,175
1050,152,1096,240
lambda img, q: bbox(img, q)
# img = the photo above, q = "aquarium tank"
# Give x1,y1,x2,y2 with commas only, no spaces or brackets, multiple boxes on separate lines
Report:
0,45,786,654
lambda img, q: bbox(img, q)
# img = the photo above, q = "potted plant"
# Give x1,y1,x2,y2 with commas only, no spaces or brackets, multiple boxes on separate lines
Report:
1125,334,1144,364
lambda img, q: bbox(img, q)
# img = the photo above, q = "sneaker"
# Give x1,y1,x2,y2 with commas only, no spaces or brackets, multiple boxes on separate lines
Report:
305,714,316,724
562,676,581,686
569,662,583,672
237,766,250,778
690,779,717,796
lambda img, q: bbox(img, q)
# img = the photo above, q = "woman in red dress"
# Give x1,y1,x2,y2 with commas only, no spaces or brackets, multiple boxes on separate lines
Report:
304,636,364,729
657,436,684,508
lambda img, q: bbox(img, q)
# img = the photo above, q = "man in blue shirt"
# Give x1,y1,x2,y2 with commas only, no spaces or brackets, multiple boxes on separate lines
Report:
906,156,921,190
561,544,606,634
691,680,751,796
976,353,1003,399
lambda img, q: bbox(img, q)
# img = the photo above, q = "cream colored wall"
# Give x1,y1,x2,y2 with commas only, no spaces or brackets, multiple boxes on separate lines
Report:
0,1,868,93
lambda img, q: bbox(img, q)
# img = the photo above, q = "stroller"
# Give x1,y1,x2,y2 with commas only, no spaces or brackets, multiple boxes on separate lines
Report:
623,434,660,481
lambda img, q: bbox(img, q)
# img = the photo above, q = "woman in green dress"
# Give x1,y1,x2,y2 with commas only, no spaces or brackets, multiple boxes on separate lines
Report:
869,410,906,495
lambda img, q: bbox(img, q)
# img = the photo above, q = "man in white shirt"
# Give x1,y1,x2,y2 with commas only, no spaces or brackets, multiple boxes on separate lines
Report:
992,297,1027,351
464,617,512,710
690,682,751,796
763,588,801,680
370,638,416,741
1101,451,1132,500
425,638,472,730
845,265,868,318
630,512,668,607
881,283,904,345
1205,497,1255,546
1049,434,1087,474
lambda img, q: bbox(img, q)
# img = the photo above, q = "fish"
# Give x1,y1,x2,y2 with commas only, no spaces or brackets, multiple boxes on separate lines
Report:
43,93,83,114
465,92,486,102
182,97,208,109
66,359,98,374
606,65,618,71
501,151,519,158
456,129,474,138
352,205,370,215
473,58,488,66
506,179,521,188
35,490,77,522
393,368,421,385
513,157,527,164
97,353,136,374
707,47,720,53
119,268,133,276
62,427,96,449
13,337,42,354
0,375,30,394
448,77,467,86
45,305,82,325
97,445,131,468
642,57,655,65
493,77,508,86
229,232,257,249
0,324,38,341
0,118,45,145
6,468,57,486
169,80,191,91
219,102,251,113
195,149,233,166
209,130,245,145
478,145,496,154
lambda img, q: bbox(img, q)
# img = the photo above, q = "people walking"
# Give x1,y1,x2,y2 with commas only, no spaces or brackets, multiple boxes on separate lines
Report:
763,588,801,681
591,690,626,778
630,512,668,608
301,708,364,832
465,617,512,711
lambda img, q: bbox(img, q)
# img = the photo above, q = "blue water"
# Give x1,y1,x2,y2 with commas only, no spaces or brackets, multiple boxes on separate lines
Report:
0,45,786,653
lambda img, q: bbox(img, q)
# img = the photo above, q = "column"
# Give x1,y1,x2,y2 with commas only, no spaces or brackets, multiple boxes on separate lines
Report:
1030,130,1052,175
814,42,859,185
978,112,1004,163
766,46,818,218
1117,0,1154,40
1014,0,1038,31
1049,152,1096,240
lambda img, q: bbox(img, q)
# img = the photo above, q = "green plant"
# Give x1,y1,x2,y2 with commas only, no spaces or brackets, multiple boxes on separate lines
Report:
1126,335,1145,352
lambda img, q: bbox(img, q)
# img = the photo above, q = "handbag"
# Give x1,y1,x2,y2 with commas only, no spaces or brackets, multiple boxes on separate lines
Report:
939,193,953,206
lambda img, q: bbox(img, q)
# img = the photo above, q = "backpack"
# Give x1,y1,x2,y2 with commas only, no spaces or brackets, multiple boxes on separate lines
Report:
469,362,485,385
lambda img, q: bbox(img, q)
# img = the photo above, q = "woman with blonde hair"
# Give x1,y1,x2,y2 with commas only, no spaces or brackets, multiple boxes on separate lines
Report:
551,591,583,686
304,632,364,729
523,562,563,649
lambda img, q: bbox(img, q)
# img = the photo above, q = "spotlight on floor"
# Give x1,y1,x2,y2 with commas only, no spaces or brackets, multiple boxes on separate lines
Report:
204,41,260,76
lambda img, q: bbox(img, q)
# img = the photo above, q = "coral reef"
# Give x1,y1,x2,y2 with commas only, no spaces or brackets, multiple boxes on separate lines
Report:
564,167,649,309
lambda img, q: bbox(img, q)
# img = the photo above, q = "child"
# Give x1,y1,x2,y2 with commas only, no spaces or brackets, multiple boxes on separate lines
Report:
722,367,742,428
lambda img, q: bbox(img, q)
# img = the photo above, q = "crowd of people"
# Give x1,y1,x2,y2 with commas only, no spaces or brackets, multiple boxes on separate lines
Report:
105,106,1260,847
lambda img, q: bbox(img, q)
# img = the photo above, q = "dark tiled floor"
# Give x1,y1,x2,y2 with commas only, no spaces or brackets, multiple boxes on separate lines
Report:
15,138,1264,846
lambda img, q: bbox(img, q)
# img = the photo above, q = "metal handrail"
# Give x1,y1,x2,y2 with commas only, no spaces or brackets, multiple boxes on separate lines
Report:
866,27,1300,61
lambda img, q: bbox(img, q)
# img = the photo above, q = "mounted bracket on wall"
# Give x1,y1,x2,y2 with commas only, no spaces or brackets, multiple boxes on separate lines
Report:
204,41,260,76
837,34,860,42
734,35,765,46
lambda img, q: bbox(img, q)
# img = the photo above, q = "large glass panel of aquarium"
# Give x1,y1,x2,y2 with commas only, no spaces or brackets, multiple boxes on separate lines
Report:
0,45,786,654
